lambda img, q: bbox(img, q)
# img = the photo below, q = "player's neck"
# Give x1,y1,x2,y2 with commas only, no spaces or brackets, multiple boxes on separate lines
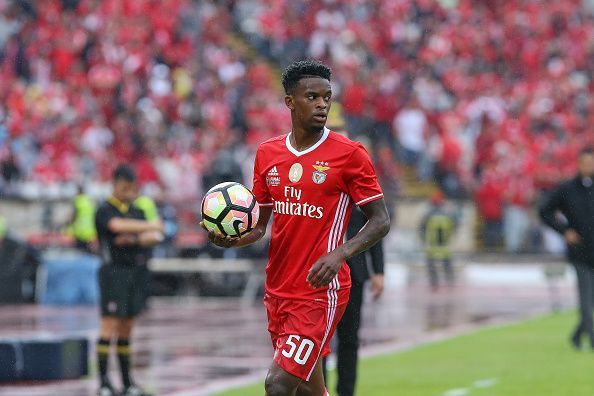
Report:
290,125,324,151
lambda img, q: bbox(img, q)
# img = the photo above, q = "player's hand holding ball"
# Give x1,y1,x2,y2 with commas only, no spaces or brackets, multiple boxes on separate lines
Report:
199,222,239,248
200,182,260,248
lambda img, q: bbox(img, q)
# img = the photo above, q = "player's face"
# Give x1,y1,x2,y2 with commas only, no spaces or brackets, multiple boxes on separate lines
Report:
578,153,594,177
286,77,332,132
113,179,139,204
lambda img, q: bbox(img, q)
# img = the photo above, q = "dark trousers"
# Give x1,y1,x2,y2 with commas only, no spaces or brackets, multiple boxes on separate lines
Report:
427,257,454,289
572,261,594,345
483,220,503,248
323,280,364,396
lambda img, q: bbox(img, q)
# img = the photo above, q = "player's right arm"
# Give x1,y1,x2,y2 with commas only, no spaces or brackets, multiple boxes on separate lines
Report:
200,206,272,248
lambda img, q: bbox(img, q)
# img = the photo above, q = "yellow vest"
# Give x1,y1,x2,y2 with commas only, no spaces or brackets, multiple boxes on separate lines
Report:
134,196,159,221
73,194,97,242
425,214,455,259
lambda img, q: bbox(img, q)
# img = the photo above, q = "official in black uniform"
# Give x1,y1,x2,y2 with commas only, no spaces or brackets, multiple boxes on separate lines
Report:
540,147,594,350
323,206,385,396
95,165,164,396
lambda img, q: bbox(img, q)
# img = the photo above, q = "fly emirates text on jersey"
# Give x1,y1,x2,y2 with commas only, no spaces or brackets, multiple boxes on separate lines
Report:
274,186,324,219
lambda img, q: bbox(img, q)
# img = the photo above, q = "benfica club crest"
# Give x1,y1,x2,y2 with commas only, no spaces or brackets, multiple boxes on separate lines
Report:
312,162,330,184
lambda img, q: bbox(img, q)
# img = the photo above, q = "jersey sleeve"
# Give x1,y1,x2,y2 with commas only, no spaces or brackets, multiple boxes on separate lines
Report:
251,147,273,207
343,144,384,206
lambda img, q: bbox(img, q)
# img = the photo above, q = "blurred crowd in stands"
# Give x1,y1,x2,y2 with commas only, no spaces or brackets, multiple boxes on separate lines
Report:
1,0,594,252
0,0,287,201
237,0,594,251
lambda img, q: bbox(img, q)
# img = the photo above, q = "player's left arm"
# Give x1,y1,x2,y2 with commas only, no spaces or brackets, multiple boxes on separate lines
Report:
308,199,390,288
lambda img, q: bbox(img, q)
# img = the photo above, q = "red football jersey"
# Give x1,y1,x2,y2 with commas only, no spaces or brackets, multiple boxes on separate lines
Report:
252,128,384,303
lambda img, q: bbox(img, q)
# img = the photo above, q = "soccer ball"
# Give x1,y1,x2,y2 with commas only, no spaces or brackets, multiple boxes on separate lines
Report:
201,182,260,237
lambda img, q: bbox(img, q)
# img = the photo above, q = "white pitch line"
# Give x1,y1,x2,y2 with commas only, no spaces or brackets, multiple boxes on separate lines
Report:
473,378,498,388
442,377,499,396
443,388,470,396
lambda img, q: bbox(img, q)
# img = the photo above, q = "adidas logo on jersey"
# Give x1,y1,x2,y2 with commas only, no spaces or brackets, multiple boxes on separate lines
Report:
266,166,280,186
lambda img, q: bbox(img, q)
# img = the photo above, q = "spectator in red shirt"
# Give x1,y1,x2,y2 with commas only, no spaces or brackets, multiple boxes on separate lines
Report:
341,75,368,137
475,165,505,249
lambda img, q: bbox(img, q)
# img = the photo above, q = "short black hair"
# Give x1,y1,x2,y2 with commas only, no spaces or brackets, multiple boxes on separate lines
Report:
580,147,594,157
281,60,332,94
113,164,136,182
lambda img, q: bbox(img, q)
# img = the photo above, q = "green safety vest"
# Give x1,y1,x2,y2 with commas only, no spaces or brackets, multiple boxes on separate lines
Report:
73,194,97,242
424,214,455,259
0,216,6,239
134,196,159,221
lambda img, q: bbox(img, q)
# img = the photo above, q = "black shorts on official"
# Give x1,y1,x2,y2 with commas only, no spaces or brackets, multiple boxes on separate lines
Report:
99,265,149,317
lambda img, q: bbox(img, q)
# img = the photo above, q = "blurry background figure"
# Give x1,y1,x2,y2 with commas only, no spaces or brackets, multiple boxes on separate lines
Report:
0,150,22,197
420,190,457,291
322,102,386,396
67,185,97,253
342,73,369,139
393,97,428,180
540,148,594,351
201,149,245,191
154,190,179,259
0,215,39,304
503,169,535,254
474,168,504,250
201,148,245,260
323,206,385,396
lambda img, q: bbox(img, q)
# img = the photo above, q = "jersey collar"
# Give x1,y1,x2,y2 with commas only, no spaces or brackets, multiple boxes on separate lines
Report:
286,127,330,157
107,196,130,214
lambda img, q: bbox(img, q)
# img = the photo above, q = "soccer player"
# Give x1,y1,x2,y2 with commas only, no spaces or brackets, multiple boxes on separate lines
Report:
202,60,390,395
95,165,164,396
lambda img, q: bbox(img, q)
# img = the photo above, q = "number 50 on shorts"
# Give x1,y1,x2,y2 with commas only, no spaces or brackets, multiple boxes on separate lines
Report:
281,335,315,365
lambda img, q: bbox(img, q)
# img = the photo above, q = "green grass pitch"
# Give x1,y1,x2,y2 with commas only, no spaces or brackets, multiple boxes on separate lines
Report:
217,312,592,396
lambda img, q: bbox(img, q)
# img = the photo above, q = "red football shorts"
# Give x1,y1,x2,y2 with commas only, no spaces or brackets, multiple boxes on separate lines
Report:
264,292,349,381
